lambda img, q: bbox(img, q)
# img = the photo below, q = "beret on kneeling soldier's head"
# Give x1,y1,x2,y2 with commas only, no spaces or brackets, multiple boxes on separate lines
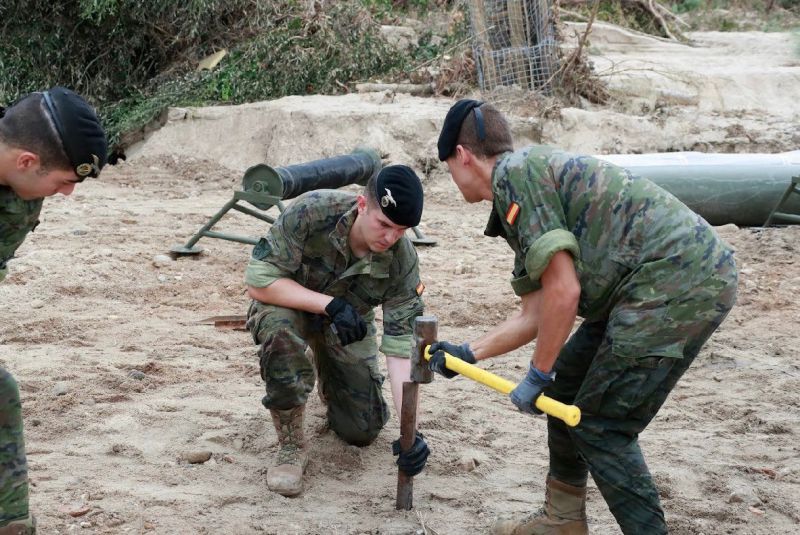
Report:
374,164,424,228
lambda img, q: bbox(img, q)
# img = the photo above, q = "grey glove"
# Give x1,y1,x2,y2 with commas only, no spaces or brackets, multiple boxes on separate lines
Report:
509,363,555,414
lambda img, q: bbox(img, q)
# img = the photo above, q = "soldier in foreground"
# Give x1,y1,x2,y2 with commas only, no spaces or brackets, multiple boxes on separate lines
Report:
0,88,107,534
245,164,429,497
430,100,738,534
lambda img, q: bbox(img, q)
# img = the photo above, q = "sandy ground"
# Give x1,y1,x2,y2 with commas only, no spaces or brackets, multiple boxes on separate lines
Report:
1,25,799,535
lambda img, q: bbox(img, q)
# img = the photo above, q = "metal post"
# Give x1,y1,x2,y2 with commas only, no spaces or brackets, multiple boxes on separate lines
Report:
396,317,437,510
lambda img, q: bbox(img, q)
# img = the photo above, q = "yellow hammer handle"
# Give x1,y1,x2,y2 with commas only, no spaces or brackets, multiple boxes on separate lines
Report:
424,346,581,427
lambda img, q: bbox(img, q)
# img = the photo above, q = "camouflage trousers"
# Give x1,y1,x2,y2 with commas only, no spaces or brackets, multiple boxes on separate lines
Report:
246,301,389,447
0,368,28,525
545,273,738,534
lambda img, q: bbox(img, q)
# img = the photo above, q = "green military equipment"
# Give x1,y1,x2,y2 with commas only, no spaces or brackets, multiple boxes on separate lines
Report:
171,146,435,255
764,175,800,226
598,151,800,227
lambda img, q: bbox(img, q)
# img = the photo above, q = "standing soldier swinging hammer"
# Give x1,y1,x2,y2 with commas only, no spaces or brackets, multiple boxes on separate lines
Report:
245,164,430,497
429,100,738,535
0,87,107,535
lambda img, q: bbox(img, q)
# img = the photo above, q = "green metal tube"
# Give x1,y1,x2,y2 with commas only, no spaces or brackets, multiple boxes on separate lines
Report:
598,151,800,226
242,146,382,205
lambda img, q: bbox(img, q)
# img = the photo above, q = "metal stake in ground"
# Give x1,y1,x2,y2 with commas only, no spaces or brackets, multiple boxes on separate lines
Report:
396,316,436,510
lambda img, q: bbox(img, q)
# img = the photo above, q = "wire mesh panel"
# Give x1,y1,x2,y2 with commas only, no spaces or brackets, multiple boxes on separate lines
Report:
466,0,559,94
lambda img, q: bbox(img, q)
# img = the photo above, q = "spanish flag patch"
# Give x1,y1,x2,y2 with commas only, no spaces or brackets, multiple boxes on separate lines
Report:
415,282,426,296
505,202,520,225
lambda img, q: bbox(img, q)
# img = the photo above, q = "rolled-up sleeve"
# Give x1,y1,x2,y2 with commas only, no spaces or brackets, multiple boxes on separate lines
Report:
380,242,424,357
524,229,580,281
244,205,306,288
245,254,292,288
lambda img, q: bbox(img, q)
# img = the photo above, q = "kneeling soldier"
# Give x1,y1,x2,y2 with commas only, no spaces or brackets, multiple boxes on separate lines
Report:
245,165,429,496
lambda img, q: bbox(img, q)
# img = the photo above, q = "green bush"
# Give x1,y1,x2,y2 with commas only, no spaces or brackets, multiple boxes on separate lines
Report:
0,1,407,148
671,0,702,13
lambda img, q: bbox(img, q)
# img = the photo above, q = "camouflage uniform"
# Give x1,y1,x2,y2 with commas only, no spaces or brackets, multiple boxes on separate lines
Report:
245,190,424,446
0,186,37,524
0,186,43,283
488,146,738,534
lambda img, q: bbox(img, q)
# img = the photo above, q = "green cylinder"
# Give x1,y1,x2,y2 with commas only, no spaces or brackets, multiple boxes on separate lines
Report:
598,151,800,226
242,146,381,202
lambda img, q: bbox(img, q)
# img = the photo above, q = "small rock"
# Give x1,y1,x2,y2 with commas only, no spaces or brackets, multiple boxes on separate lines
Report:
30,300,45,309
72,229,89,236
182,451,212,464
157,274,168,282
457,455,477,472
80,521,91,528
59,502,90,517
456,448,487,473
168,108,188,121
379,25,418,51
729,485,761,506
127,370,146,381
152,254,172,268
53,383,70,396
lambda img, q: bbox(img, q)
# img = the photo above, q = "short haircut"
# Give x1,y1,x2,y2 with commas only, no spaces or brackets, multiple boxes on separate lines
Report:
364,173,380,206
0,93,70,171
456,103,513,159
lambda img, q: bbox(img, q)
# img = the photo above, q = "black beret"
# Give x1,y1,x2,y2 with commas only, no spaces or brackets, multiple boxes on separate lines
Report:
437,99,485,161
374,165,423,228
42,87,107,179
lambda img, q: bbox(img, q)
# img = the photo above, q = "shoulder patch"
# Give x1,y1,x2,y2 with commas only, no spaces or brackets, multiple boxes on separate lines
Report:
505,202,520,225
415,282,425,296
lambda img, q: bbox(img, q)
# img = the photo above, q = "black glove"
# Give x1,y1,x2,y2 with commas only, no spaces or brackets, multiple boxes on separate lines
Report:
428,341,476,379
392,431,430,477
325,297,367,346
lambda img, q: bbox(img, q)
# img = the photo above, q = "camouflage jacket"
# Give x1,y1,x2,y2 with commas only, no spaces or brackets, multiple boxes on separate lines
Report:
0,186,43,282
245,190,424,356
487,145,737,359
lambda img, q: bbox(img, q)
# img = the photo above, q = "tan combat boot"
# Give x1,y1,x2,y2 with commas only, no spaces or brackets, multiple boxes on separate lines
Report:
493,477,588,535
267,406,308,497
0,514,36,535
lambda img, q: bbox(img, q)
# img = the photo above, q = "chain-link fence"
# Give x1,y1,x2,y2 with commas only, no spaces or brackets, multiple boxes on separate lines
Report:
465,0,560,94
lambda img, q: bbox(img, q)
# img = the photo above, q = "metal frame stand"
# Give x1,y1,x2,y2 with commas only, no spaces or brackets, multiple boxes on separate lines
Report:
764,175,800,226
170,191,285,255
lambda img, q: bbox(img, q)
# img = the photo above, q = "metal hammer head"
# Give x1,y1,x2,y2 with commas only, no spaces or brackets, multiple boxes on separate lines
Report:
410,316,437,384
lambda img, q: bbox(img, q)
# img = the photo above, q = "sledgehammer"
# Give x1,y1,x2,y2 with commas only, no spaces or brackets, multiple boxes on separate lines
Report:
422,345,581,426
409,319,580,427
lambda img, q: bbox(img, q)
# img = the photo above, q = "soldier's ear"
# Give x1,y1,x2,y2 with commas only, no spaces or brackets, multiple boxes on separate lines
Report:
16,151,39,171
455,145,472,166
356,194,367,214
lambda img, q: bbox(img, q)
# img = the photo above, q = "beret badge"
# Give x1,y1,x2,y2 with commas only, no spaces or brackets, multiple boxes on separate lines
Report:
76,154,101,178
380,188,397,208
